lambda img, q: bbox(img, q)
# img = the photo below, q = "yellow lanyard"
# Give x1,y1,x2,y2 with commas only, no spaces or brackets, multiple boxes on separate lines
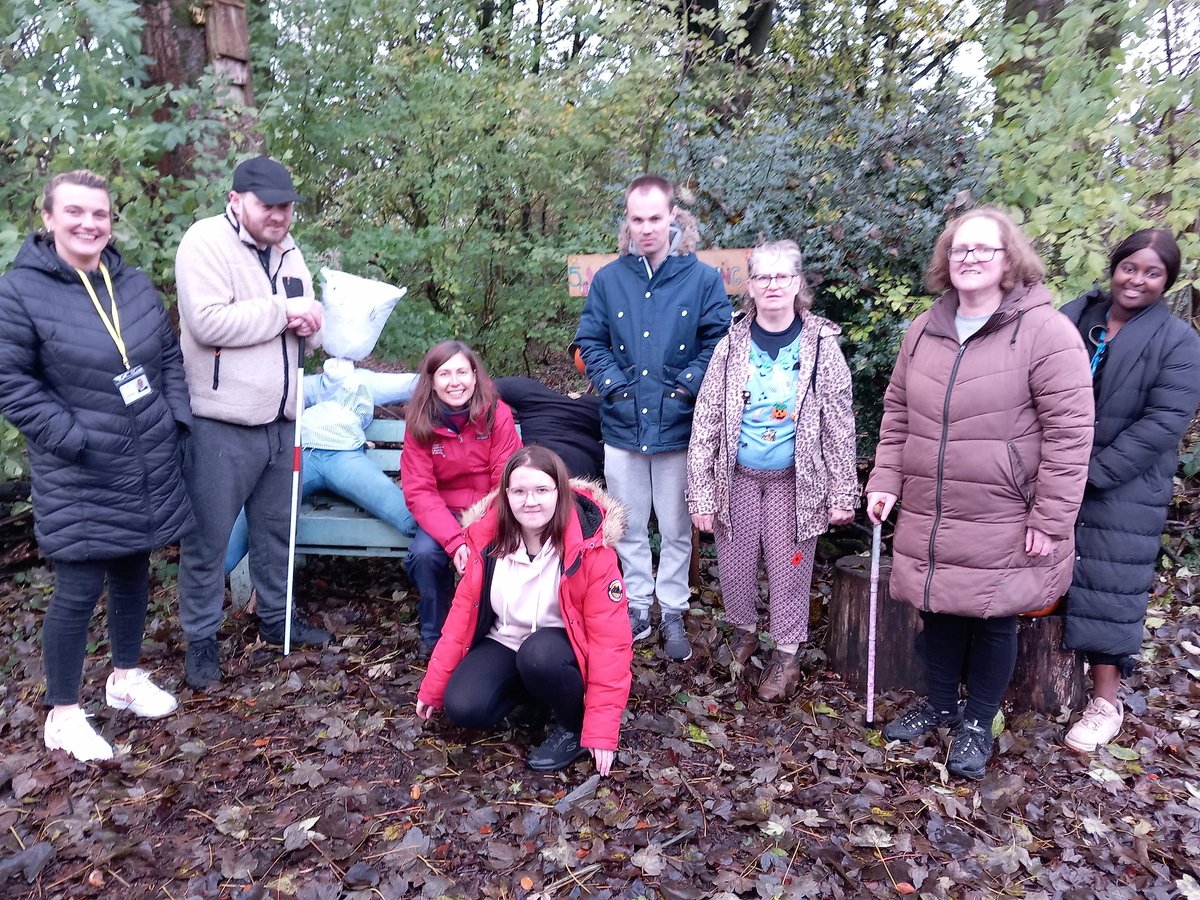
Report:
75,264,130,369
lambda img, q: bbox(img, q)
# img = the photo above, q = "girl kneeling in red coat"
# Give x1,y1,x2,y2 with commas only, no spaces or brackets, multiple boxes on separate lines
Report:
416,446,633,774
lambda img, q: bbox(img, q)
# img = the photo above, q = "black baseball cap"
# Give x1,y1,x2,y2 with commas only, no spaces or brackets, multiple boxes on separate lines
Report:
231,156,303,204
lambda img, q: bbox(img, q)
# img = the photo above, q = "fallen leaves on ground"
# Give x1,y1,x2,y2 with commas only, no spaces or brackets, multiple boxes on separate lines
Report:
1,546,1199,899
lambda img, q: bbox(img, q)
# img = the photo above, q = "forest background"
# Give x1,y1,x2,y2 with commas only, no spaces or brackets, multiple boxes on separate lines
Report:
3,4,1200,897
0,0,1198,468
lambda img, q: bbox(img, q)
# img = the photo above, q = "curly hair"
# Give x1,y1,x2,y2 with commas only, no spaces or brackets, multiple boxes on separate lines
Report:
924,206,1044,294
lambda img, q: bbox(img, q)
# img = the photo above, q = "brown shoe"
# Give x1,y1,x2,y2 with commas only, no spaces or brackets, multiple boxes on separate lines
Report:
731,628,758,665
757,650,801,702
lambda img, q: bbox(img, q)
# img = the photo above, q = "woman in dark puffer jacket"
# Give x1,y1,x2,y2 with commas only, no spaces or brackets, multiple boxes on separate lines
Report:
0,171,194,762
1059,229,1200,752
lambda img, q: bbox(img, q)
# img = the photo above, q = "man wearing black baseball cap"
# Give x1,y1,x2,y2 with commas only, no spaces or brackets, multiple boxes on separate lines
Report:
174,155,330,691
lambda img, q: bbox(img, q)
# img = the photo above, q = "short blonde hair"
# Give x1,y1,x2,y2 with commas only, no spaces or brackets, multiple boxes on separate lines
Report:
924,206,1044,294
41,170,109,213
744,240,814,316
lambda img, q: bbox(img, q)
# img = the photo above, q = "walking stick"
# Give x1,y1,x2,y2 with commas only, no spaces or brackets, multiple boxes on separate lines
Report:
283,335,306,656
866,502,884,725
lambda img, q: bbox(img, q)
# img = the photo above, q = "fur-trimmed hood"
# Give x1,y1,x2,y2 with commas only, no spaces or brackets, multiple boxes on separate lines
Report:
460,477,627,549
617,208,701,257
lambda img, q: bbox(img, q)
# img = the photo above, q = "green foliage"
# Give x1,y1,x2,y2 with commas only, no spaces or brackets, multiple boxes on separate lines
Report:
677,81,989,448
251,0,742,370
0,0,232,282
986,0,1200,301
0,417,27,480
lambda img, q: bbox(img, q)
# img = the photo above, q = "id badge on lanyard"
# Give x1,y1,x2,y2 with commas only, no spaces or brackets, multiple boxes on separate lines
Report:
77,265,155,406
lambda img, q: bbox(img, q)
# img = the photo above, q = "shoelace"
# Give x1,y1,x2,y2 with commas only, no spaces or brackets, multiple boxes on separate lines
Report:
1079,701,1112,728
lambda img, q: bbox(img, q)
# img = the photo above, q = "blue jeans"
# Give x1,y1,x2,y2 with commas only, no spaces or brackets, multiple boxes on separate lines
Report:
225,447,416,573
405,526,454,647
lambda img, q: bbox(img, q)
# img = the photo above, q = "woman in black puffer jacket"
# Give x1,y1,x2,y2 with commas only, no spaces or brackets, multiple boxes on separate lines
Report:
0,170,194,762
1060,229,1200,753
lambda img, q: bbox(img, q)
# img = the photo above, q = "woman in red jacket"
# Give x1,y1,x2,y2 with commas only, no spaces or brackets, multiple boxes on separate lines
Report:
416,446,633,774
402,341,522,656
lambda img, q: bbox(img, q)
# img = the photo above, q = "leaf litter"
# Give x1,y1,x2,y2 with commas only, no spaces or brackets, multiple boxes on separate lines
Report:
0,546,1197,897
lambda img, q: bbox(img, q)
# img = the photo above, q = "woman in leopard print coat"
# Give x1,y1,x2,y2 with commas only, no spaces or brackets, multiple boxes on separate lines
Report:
687,241,859,701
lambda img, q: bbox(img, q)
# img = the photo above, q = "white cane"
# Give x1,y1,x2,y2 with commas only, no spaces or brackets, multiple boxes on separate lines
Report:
866,515,882,725
283,335,306,656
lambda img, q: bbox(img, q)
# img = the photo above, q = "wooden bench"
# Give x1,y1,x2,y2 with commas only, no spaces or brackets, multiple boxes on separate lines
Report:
294,417,411,557
229,417,411,603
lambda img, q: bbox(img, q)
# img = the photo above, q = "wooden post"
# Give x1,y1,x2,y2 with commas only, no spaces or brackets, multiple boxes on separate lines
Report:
827,555,925,696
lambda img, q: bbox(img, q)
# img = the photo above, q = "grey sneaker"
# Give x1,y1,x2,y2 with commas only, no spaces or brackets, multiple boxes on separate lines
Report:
661,613,692,662
630,608,652,641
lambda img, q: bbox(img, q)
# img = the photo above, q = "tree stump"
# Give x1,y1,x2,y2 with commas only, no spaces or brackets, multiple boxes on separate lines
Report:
1003,614,1087,716
829,555,1087,716
827,555,925,696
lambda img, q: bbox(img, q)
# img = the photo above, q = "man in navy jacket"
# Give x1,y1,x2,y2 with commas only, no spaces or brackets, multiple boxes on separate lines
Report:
574,175,731,661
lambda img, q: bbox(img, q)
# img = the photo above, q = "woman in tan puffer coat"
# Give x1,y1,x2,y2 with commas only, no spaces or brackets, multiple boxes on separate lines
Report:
865,206,1093,780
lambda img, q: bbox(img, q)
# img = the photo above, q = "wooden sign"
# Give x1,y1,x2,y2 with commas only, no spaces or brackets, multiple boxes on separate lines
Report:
567,248,752,297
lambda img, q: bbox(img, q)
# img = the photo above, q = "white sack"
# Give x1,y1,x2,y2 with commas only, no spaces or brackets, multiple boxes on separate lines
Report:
319,268,407,361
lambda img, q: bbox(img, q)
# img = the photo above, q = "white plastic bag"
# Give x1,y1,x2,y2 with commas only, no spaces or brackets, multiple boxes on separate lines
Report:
319,268,407,361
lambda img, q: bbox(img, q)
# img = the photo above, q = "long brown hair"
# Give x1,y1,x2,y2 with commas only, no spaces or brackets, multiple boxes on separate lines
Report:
406,340,499,445
924,205,1045,294
491,446,573,560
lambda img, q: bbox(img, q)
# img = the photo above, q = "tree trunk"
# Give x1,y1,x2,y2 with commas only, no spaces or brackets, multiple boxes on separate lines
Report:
136,0,259,179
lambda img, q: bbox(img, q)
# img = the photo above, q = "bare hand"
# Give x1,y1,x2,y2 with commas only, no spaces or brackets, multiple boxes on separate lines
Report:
691,513,715,533
453,544,470,575
589,747,616,776
866,492,897,525
828,507,854,526
1025,526,1055,557
285,299,323,336
415,699,440,720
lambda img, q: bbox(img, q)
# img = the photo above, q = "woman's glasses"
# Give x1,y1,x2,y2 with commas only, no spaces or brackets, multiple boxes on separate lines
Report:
506,486,558,501
949,246,1005,262
749,273,797,287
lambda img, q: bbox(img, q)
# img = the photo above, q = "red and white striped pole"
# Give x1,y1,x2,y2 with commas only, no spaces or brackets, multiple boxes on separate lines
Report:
283,336,306,656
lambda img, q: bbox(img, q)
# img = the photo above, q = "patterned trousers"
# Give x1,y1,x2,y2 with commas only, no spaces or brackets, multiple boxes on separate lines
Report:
715,465,818,645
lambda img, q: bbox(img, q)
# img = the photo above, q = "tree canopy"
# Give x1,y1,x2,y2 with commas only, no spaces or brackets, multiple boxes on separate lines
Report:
1,0,1197,463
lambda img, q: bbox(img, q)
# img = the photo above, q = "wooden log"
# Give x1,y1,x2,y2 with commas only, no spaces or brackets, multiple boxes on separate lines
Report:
1003,613,1087,716
827,555,925,696
828,556,1085,716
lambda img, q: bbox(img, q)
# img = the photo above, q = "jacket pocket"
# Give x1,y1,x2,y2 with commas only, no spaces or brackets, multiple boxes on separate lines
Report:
1007,442,1034,509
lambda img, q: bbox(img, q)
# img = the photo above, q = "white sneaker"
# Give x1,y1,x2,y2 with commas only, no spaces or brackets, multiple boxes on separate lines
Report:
106,669,178,718
1064,697,1123,752
44,708,114,762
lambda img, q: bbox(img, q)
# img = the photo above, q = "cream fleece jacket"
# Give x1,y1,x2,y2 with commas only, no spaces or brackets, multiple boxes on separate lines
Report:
175,207,322,425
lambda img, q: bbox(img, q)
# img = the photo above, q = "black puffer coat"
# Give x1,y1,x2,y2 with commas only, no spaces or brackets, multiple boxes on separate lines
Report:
0,234,194,561
1060,288,1200,657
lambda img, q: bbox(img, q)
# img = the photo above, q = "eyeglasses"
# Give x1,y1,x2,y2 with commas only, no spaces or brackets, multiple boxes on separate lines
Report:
506,486,557,501
749,273,798,287
949,247,1005,262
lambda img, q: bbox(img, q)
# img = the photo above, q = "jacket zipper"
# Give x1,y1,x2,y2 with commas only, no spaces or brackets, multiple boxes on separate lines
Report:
923,341,969,611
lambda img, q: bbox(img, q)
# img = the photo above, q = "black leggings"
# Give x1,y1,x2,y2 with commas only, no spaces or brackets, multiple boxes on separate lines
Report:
443,628,584,733
921,611,1017,725
44,554,151,706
